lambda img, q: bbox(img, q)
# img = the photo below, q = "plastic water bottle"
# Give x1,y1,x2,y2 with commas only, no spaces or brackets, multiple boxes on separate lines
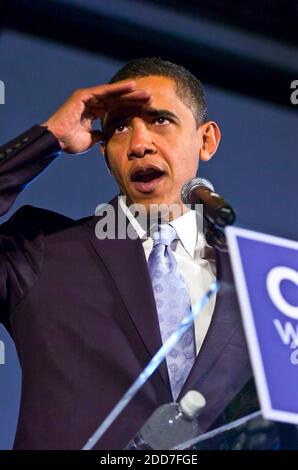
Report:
124,390,206,450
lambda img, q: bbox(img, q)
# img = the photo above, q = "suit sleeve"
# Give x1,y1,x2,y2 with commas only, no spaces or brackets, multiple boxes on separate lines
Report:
0,205,45,329
0,125,61,216
0,126,61,327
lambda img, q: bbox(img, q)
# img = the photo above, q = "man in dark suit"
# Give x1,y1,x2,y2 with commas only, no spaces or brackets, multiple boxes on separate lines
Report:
0,58,258,450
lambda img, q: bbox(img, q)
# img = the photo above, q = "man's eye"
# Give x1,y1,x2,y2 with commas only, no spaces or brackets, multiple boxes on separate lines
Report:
114,124,128,134
153,117,170,125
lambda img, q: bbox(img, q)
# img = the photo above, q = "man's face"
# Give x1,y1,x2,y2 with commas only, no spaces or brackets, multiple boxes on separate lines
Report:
102,75,205,214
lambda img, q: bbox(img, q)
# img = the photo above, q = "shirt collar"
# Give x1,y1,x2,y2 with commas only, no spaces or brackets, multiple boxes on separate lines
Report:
170,209,197,258
119,196,198,257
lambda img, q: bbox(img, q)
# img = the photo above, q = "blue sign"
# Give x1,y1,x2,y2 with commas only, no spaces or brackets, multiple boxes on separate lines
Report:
226,226,298,425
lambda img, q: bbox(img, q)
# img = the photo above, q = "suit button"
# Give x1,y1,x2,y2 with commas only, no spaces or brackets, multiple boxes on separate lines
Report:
14,142,22,149
22,137,29,143
0,152,5,159
6,148,12,154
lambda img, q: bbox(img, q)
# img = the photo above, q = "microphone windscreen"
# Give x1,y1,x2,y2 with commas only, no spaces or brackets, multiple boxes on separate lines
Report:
181,177,214,204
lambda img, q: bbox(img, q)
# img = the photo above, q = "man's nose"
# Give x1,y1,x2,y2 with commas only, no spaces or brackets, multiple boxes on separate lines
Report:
127,122,156,159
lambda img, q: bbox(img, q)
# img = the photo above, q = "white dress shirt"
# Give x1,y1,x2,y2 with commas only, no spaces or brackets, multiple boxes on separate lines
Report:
119,196,217,355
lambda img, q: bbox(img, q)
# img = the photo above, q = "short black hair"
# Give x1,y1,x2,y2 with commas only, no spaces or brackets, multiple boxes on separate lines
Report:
109,57,207,126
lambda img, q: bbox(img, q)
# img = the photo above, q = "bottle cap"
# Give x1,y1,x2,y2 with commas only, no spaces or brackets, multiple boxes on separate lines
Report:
179,390,206,418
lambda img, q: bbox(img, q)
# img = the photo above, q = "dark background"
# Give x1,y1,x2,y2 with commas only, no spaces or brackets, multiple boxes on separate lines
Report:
0,0,297,449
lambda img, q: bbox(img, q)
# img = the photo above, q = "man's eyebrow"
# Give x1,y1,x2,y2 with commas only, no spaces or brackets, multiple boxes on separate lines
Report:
143,108,179,120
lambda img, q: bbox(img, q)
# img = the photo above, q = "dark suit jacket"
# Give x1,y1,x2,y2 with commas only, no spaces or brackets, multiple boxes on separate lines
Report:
0,126,258,450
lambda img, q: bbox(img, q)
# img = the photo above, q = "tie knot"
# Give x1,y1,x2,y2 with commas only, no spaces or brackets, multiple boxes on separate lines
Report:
152,224,177,247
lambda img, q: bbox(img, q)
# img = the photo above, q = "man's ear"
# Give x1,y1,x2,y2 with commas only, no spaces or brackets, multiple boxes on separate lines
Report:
198,121,221,162
100,142,113,175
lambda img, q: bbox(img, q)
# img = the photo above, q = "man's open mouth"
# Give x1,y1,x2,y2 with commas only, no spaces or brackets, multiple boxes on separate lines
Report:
130,166,166,193
131,167,165,183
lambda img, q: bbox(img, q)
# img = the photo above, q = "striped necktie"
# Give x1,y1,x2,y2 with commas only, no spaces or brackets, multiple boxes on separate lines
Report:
148,224,195,400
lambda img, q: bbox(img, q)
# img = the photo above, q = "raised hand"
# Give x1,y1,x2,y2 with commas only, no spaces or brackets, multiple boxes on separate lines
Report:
42,81,151,154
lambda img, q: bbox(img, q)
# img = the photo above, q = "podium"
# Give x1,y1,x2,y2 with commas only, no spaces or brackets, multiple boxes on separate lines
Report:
172,411,298,450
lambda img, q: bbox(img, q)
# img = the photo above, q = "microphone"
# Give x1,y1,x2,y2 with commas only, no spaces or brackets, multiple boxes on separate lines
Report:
181,177,236,227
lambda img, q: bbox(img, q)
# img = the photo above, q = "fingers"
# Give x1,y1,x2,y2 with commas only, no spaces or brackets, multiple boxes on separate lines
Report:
83,81,151,110
88,94,152,126
86,80,137,98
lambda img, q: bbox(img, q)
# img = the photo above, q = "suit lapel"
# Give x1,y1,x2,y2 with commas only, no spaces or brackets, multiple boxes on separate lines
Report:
84,196,169,388
179,247,253,430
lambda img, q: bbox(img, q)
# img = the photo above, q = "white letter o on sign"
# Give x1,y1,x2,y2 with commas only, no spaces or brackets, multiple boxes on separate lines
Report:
266,267,298,320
